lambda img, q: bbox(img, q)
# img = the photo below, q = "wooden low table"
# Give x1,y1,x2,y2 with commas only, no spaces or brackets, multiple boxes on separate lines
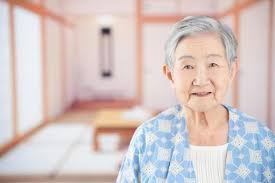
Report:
93,109,145,151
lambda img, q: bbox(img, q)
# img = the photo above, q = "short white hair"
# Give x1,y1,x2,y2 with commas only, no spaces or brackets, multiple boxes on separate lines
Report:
165,16,238,69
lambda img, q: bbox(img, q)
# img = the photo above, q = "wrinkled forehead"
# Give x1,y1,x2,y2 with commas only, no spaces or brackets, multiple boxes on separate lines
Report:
174,32,226,58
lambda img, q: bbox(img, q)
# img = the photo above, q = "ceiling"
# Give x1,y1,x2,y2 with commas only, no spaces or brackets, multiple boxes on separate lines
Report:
27,0,237,22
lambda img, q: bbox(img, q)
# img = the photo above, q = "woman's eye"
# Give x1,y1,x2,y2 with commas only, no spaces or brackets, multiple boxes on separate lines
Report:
183,65,194,69
209,63,218,67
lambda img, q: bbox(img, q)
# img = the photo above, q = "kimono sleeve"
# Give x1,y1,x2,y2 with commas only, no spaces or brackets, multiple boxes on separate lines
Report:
269,130,275,182
116,126,145,183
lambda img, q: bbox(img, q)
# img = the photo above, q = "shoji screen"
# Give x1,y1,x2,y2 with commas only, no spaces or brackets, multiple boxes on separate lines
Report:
220,15,234,107
239,1,269,123
45,18,63,118
14,6,43,133
143,24,178,110
0,1,13,144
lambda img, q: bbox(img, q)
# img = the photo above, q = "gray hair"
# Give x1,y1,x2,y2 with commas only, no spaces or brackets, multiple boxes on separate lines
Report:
165,16,238,69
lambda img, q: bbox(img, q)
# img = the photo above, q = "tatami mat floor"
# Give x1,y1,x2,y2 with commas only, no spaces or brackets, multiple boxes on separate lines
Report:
0,110,125,183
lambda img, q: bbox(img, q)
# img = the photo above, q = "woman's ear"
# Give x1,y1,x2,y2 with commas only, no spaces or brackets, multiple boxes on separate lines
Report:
229,60,238,83
163,64,175,86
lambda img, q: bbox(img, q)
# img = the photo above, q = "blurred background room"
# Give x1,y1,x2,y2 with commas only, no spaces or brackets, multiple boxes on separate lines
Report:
0,0,274,182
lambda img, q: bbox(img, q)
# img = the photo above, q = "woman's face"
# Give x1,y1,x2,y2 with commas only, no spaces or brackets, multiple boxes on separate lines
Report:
164,33,237,112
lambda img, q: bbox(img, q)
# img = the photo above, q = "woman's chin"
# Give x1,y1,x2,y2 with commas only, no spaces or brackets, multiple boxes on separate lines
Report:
186,102,219,112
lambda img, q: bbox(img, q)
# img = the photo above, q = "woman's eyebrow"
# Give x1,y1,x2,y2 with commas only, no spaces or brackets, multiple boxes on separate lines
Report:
207,54,223,58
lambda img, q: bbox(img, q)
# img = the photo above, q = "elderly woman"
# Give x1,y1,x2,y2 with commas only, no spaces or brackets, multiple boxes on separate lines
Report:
117,16,275,183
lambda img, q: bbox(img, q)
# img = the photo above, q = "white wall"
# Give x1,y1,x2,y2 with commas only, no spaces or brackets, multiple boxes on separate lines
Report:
215,0,236,13
143,0,180,15
45,0,62,15
0,1,13,144
64,27,76,108
142,24,178,110
178,0,216,14
62,0,135,15
45,18,63,119
14,6,43,134
239,1,269,123
74,16,136,101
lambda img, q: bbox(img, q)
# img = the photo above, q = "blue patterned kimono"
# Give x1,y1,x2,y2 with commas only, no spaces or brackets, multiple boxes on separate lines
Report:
117,104,275,183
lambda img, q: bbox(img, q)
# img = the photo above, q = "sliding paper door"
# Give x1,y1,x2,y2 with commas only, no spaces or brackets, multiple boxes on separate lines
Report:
0,1,13,144
14,6,43,133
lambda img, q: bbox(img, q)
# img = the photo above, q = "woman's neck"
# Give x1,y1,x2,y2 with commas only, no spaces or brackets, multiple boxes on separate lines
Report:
184,104,229,146
184,105,228,130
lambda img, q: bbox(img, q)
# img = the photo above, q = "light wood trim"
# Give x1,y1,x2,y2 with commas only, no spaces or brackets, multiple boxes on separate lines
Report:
217,6,236,19
71,27,78,106
141,13,217,24
136,0,142,104
7,0,74,27
141,15,183,23
239,0,261,10
60,25,67,112
38,0,44,6
9,0,18,138
267,0,274,128
60,0,67,112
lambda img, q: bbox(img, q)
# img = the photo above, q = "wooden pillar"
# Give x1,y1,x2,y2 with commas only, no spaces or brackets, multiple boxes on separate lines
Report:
9,0,18,138
136,0,142,105
267,0,274,128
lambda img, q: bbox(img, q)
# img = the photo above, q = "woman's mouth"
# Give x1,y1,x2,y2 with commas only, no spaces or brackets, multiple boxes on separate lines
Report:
192,92,212,97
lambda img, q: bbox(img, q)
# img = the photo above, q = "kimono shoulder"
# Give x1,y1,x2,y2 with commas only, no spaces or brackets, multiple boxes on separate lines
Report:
225,106,275,183
116,105,187,182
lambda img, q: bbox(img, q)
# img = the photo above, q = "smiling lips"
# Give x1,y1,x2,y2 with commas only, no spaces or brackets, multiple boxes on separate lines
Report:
191,92,212,97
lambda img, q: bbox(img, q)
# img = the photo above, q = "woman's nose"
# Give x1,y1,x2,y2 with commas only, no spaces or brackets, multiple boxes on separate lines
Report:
192,67,210,86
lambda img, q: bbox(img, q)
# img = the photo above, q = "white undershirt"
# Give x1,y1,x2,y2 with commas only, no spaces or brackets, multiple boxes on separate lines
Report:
189,143,228,183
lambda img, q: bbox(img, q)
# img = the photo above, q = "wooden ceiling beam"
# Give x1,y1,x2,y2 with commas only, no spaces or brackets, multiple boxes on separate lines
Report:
7,0,74,27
